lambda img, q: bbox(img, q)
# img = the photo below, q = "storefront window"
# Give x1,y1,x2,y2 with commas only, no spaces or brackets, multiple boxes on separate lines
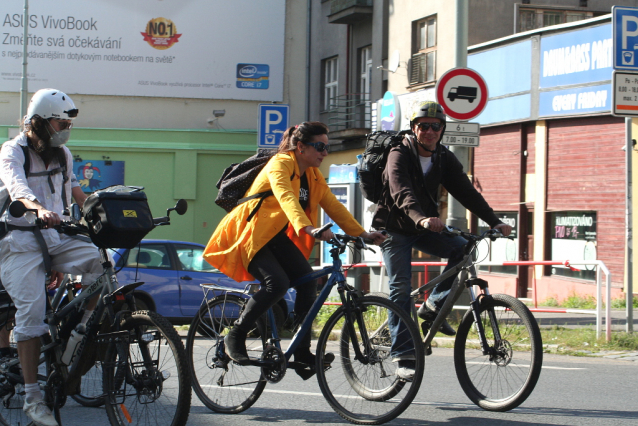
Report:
477,212,518,274
550,212,597,280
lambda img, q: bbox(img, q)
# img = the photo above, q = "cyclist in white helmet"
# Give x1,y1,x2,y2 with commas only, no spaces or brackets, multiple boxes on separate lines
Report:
0,89,104,426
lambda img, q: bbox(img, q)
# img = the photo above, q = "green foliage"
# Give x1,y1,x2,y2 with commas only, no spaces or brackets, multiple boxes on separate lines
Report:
562,294,596,310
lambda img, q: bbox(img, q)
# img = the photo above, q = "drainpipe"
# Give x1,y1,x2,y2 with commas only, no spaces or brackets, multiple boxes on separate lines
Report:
306,0,311,120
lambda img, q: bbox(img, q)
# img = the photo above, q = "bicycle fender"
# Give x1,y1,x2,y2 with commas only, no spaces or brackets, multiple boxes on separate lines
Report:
109,281,145,299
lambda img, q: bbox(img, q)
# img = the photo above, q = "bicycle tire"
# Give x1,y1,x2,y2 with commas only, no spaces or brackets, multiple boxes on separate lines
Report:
454,294,543,412
103,311,191,426
186,295,267,414
316,295,424,425
70,361,105,407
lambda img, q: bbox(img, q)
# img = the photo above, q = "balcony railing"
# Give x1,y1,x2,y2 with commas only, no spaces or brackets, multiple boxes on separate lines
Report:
326,93,371,138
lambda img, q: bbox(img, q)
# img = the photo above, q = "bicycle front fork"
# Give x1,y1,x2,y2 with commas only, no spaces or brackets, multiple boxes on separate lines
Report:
467,278,500,356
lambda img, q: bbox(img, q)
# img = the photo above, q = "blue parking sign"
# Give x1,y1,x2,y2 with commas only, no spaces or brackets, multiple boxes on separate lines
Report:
258,104,289,148
613,6,638,70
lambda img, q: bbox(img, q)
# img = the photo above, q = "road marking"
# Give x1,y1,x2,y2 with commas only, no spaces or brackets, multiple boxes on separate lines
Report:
466,361,585,370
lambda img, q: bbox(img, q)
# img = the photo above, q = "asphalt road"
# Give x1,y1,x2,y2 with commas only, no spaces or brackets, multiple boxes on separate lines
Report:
51,345,637,426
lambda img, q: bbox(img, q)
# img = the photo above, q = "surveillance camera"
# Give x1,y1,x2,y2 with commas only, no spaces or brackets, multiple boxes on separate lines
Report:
213,109,226,118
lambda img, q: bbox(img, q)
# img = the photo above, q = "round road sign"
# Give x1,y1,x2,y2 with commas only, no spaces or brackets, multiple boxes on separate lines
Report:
435,67,488,121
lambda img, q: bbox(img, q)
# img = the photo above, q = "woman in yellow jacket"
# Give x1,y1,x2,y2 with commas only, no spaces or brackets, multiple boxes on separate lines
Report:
204,121,386,374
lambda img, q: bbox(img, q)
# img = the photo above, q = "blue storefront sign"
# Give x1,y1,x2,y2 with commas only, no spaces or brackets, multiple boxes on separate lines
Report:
539,83,611,117
379,91,400,131
540,24,612,89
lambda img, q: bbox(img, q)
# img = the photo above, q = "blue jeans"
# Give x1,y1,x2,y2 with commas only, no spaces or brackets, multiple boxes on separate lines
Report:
380,230,467,358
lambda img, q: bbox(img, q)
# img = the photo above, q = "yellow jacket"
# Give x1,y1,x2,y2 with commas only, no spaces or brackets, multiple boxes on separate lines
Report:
204,151,365,282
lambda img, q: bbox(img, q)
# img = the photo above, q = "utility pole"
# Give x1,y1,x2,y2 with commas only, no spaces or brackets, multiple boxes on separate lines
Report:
446,0,470,230
19,0,29,120
626,117,634,333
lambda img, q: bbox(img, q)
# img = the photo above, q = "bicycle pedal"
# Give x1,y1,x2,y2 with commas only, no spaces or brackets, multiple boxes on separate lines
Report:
425,343,432,356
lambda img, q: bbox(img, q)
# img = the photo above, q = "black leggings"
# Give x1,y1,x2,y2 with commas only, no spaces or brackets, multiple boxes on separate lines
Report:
240,229,317,350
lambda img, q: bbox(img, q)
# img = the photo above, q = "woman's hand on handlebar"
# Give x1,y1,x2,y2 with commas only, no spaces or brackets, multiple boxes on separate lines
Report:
303,225,335,242
493,223,512,237
418,217,445,232
360,231,387,246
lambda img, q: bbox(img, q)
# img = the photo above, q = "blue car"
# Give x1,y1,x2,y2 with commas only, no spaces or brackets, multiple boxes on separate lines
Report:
113,239,296,327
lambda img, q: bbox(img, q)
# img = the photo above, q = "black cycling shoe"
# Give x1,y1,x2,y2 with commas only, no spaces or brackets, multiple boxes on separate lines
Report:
224,326,250,365
418,303,456,336
293,349,335,380
421,318,456,337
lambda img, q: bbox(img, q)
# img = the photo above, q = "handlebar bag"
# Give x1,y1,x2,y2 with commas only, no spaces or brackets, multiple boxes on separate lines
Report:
83,186,154,249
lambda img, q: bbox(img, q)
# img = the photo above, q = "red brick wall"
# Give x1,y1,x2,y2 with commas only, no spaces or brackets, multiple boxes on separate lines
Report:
473,123,521,210
546,116,626,288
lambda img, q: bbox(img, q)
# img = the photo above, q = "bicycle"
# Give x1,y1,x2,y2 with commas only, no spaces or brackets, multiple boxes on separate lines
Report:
186,222,424,425
0,191,192,426
395,226,543,412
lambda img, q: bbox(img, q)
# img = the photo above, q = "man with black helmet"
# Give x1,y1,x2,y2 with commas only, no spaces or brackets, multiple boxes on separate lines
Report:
372,100,511,380
0,89,103,426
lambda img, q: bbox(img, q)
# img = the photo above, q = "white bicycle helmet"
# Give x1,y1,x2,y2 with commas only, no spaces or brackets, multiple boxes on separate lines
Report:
26,88,78,122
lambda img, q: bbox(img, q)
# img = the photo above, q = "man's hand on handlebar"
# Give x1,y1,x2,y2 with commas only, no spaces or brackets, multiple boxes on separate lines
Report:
418,217,445,232
493,223,512,237
360,231,387,246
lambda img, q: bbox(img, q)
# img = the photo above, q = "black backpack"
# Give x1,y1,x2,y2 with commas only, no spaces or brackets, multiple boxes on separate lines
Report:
215,151,277,221
358,130,409,203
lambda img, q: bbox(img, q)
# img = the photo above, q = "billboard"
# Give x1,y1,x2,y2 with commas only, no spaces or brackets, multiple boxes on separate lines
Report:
0,0,285,101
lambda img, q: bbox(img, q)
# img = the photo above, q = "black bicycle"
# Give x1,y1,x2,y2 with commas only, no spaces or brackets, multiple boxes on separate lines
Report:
0,191,191,426
186,223,424,425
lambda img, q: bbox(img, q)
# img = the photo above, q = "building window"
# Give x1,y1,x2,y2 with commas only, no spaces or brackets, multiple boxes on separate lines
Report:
550,211,597,281
410,16,436,86
323,56,338,111
518,8,593,32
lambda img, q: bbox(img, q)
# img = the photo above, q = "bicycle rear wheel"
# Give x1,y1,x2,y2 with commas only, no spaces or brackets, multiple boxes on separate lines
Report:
454,294,543,411
316,295,424,425
186,295,267,414
103,311,191,426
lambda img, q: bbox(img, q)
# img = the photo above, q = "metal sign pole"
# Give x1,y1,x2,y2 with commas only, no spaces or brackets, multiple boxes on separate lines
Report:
627,118,634,333
19,0,29,120
447,0,469,230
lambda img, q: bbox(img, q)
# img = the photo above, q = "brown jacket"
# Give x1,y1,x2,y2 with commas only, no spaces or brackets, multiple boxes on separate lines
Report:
372,134,501,234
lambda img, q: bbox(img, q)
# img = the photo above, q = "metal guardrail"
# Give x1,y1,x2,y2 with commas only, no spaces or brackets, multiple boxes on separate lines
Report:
315,259,614,341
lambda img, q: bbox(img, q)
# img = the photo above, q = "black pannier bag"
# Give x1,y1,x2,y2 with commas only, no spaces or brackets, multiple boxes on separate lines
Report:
83,185,154,249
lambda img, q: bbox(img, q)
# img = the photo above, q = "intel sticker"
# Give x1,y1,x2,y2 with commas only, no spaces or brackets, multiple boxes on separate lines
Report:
236,63,270,89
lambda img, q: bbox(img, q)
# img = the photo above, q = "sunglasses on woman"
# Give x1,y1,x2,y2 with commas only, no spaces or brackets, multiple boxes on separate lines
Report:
415,122,443,132
304,141,330,153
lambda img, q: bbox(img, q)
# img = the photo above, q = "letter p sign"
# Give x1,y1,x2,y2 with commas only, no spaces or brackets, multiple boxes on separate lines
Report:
265,111,282,134
258,104,290,149
622,15,638,49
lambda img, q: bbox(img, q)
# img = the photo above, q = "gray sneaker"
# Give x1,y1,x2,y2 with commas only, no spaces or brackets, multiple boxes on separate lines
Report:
396,360,415,381
23,399,58,426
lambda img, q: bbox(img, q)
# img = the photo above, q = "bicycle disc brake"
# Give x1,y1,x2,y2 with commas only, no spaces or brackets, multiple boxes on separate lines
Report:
261,345,286,383
491,339,513,367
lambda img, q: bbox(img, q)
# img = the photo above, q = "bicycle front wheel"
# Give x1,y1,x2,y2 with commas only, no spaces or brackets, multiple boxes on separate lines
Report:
186,295,267,414
316,295,424,425
71,361,104,407
454,293,543,411
103,311,191,426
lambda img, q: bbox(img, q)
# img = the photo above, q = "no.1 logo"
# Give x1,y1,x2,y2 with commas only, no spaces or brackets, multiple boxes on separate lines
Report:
141,17,182,50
